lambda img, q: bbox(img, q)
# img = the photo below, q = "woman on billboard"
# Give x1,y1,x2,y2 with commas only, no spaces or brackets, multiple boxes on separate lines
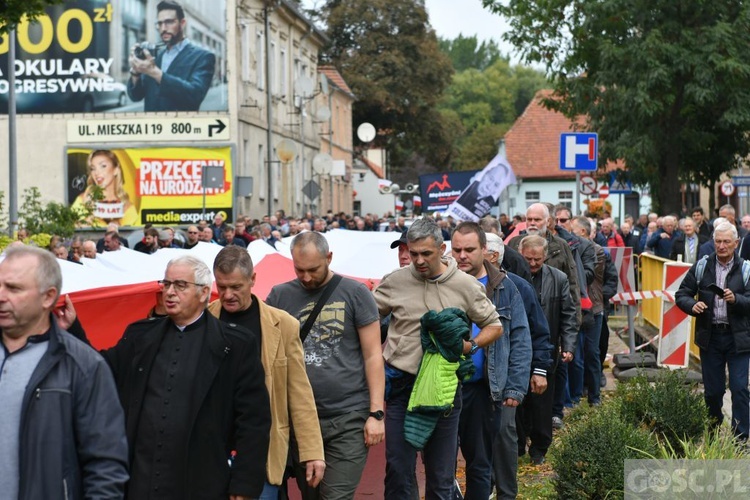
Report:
73,150,138,227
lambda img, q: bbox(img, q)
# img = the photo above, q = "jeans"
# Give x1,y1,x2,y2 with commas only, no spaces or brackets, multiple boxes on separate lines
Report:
385,373,462,500
458,381,493,500
258,482,279,500
292,410,369,500
569,313,603,404
700,328,750,440
491,405,518,499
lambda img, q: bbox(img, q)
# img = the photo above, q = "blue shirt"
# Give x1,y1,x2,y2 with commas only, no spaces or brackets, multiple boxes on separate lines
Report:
467,274,489,382
161,39,189,74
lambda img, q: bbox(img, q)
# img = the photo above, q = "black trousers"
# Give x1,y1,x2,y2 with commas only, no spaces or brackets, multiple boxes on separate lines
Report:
516,372,555,459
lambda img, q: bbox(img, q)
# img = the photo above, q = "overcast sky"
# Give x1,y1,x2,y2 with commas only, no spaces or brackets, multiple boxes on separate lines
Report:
424,0,516,57
301,0,517,59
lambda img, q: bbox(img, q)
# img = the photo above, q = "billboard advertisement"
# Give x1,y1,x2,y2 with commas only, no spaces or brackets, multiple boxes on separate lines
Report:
418,170,479,213
67,146,233,227
0,0,227,114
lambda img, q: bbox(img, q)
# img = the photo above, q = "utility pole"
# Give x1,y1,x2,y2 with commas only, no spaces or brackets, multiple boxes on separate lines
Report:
264,4,274,217
8,28,18,236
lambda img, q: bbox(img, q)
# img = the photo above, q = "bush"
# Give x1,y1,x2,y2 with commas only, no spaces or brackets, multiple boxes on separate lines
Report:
615,370,708,454
654,425,750,460
550,403,657,499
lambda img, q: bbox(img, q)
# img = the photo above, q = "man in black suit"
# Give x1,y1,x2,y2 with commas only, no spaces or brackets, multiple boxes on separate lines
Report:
670,218,707,264
67,255,271,499
127,0,215,111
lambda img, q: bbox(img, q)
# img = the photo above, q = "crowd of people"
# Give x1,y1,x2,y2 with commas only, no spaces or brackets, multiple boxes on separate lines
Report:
4,200,750,499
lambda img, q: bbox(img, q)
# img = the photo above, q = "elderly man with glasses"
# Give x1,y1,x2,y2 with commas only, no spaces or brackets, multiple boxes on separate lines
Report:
66,256,271,499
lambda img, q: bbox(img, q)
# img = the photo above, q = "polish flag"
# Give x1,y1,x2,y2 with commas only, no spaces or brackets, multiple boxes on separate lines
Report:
413,195,422,207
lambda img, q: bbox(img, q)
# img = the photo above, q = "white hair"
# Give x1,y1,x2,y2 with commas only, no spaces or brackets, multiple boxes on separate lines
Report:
713,217,728,229
485,232,506,265
713,221,738,241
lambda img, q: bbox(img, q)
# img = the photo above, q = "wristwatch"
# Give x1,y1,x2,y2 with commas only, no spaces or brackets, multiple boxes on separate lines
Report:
369,410,385,421
469,339,480,355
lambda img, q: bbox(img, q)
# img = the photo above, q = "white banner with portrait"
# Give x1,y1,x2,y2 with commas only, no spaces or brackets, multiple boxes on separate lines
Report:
443,154,517,222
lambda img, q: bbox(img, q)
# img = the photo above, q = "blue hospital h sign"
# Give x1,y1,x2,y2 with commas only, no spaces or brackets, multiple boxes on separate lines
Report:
559,133,598,171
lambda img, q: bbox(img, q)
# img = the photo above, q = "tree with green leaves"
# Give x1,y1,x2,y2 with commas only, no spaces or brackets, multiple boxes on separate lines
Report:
18,187,94,237
437,34,503,72
483,0,750,213
438,57,548,170
319,0,455,172
0,0,63,32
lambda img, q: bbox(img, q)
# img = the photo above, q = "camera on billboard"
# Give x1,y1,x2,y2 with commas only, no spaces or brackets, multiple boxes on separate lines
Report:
134,42,157,60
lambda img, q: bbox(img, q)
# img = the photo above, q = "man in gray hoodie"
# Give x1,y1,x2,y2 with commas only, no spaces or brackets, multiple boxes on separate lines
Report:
374,218,502,499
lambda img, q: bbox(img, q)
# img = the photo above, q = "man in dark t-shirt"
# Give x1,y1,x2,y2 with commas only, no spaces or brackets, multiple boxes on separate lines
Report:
266,232,384,499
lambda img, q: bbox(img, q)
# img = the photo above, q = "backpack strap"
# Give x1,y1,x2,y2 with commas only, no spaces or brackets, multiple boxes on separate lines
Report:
695,255,709,283
299,274,343,343
742,260,750,287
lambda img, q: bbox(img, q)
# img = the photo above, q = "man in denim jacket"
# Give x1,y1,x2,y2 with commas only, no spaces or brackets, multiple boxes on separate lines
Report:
452,222,532,499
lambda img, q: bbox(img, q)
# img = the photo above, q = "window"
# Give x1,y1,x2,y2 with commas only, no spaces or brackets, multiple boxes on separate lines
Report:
258,144,265,199
273,153,280,201
279,48,288,98
558,190,573,209
240,23,251,82
243,139,249,176
256,29,265,90
294,152,302,208
269,40,276,94
525,191,540,208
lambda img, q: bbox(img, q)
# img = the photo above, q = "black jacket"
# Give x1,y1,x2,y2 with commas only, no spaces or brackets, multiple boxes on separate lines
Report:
675,253,750,353
507,272,554,377
98,313,271,498
669,233,708,262
621,232,641,254
16,317,129,500
509,230,582,325
502,245,531,282
537,264,578,356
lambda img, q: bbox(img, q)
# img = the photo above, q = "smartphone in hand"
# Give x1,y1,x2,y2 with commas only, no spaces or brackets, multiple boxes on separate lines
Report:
708,283,725,295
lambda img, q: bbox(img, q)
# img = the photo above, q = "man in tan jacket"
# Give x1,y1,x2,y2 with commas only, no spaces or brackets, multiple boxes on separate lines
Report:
208,245,325,498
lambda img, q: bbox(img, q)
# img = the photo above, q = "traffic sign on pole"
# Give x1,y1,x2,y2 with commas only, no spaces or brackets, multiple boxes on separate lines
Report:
720,180,735,197
579,174,598,195
559,133,598,171
599,185,609,199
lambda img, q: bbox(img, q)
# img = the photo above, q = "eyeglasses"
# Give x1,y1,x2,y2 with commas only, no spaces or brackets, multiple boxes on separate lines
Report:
158,279,206,292
556,218,569,223
187,231,198,234
155,18,178,28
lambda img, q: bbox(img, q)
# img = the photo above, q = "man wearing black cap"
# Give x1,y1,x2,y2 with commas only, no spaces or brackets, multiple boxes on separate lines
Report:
391,230,411,268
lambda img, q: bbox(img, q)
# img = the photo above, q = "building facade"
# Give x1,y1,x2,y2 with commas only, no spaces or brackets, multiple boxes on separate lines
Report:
0,0,349,230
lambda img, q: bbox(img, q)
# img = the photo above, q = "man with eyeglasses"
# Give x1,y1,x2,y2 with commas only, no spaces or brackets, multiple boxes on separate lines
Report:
183,225,201,249
65,256,271,499
676,222,750,441
127,0,216,112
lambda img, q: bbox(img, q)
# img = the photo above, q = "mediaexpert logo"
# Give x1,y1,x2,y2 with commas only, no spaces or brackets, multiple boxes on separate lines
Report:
625,460,750,498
